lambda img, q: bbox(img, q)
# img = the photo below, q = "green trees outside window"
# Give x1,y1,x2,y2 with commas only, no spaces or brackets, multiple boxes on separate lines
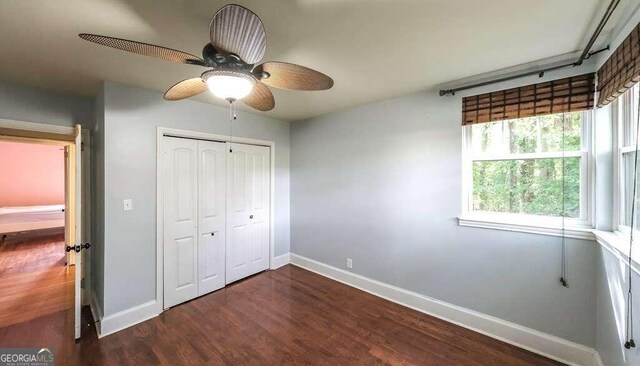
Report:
470,112,583,218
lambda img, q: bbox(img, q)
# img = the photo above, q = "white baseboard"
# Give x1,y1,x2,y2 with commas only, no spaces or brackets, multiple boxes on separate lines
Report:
271,252,290,269
89,290,103,337
98,300,159,338
289,253,601,366
594,352,604,366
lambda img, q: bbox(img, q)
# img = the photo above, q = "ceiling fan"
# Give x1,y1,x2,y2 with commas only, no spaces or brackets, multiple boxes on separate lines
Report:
79,4,334,112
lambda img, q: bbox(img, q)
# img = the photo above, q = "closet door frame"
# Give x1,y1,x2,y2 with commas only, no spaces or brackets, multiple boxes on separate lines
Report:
155,127,275,313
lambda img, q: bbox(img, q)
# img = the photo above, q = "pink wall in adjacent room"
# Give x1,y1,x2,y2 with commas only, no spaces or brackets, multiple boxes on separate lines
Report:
0,141,64,207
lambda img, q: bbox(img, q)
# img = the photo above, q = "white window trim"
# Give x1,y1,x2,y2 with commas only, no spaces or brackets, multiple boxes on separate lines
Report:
459,213,595,239
459,111,595,239
591,85,640,276
593,230,640,275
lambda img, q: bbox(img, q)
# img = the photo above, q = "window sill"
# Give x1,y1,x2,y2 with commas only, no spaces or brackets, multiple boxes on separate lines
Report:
458,214,595,240
593,230,640,275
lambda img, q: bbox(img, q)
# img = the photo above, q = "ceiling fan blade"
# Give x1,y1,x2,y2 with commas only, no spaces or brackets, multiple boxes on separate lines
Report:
209,4,266,64
242,82,275,111
255,62,334,91
164,78,208,101
79,34,206,66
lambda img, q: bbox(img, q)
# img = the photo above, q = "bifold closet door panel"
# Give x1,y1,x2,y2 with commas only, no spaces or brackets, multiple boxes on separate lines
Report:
226,143,270,284
247,145,270,274
197,140,226,296
226,146,251,283
163,137,199,308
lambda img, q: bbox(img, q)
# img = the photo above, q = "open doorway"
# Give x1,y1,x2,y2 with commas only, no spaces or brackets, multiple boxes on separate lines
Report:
0,123,87,340
0,139,71,328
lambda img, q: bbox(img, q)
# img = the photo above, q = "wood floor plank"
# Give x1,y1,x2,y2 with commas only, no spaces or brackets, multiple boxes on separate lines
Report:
0,234,73,327
0,265,564,365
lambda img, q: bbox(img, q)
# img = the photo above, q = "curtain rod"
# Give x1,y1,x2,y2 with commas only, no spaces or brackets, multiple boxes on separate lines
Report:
439,0,620,97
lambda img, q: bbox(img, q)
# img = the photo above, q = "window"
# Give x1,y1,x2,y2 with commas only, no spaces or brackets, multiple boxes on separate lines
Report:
615,83,640,232
599,82,640,267
461,111,593,234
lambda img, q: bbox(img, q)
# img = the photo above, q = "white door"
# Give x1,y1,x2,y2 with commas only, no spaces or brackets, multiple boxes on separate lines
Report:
80,130,92,308
226,143,270,284
73,125,82,340
197,140,226,295
163,137,199,308
163,137,227,308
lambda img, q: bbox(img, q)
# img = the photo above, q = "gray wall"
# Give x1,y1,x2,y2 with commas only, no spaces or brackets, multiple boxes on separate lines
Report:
99,82,290,316
0,80,93,128
596,248,640,365
290,67,598,346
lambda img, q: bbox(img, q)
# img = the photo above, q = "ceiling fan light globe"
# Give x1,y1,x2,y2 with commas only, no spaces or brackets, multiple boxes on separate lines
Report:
205,74,254,101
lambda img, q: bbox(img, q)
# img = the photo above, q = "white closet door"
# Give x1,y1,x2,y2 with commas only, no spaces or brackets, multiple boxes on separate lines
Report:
197,140,226,295
226,143,270,284
247,145,270,274
163,137,198,308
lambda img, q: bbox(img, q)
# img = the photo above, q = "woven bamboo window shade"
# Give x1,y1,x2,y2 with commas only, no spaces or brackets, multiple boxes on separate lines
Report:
597,23,640,107
461,73,595,125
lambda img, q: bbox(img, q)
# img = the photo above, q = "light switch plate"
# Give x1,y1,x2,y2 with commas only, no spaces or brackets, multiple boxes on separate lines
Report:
123,199,133,211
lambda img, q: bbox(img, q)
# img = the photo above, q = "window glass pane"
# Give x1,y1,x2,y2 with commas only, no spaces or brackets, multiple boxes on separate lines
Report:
535,112,582,153
623,151,640,227
622,84,639,148
472,157,580,218
471,112,582,155
506,116,538,154
620,85,640,230
471,122,505,155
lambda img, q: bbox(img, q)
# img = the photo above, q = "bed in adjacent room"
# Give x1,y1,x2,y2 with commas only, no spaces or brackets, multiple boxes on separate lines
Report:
0,204,65,235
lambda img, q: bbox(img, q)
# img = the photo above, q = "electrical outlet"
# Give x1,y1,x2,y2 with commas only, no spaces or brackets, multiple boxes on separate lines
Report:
346,258,353,269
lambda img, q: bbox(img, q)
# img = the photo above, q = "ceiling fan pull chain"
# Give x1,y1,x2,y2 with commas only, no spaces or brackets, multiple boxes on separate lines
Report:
233,101,237,120
229,100,234,153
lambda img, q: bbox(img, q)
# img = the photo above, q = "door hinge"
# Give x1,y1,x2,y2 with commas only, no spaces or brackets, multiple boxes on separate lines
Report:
64,150,69,158
81,142,85,152
81,278,85,289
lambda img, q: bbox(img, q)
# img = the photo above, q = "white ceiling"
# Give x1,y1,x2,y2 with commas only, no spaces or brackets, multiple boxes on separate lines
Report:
0,0,621,121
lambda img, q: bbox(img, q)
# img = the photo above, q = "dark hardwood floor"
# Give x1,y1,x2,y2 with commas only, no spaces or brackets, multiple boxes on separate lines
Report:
0,232,73,327
0,265,563,365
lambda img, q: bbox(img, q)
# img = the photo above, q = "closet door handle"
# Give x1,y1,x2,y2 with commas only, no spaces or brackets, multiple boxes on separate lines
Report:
249,215,254,219
211,232,215,236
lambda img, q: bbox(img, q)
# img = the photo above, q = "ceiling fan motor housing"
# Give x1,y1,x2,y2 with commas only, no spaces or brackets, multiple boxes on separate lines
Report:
202,43,253,72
